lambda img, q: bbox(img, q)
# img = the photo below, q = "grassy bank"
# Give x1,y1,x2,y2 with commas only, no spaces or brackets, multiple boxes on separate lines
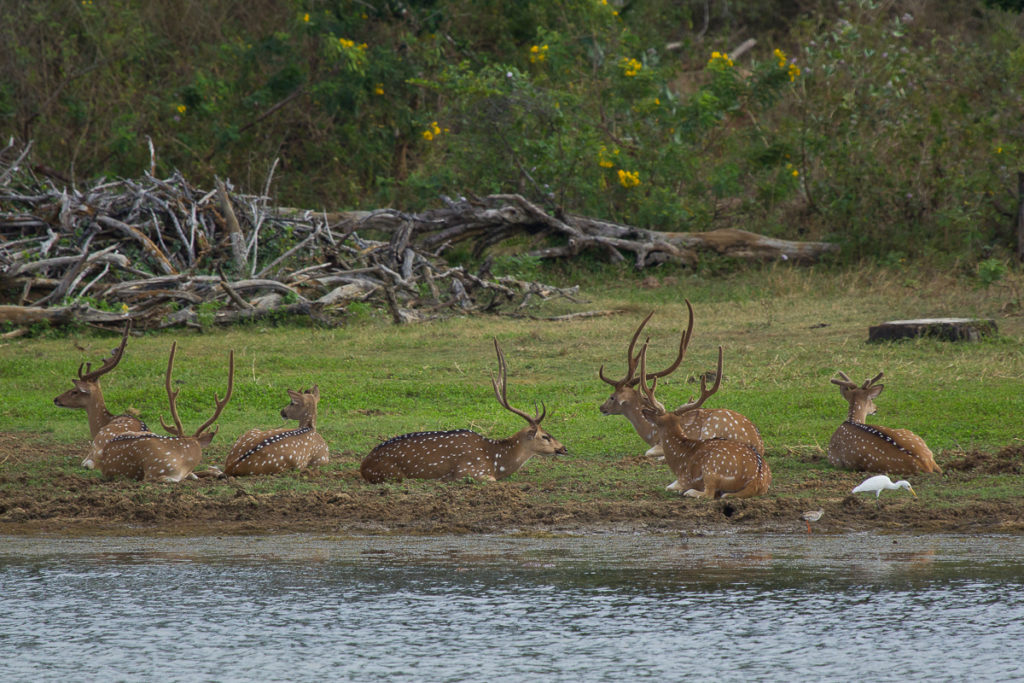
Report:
1,265,1023,533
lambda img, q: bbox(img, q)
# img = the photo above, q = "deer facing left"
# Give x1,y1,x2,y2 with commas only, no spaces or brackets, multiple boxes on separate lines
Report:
53,321,150,469
94,343,234,482
361,339,567,483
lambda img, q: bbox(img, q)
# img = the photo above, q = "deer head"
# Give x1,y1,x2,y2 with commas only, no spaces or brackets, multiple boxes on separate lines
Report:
282,385,320,428
491,339,565,456
639,341,724,441
54,321,139,438
831,371,884,423
598,301,693,420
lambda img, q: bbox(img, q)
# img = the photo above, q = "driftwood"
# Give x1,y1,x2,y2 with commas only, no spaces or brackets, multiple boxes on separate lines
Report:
1,143,836,331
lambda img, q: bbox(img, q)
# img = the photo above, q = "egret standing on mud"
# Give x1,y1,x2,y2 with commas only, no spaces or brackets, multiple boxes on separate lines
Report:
852,475,917,500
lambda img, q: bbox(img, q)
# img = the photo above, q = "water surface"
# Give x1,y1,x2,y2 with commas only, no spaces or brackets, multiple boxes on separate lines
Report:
2,533,1022,681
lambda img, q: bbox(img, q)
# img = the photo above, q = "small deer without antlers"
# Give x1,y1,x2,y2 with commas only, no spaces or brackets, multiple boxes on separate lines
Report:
361,339,566,483
828,371,941,474
638,342,771,498
53,321,150,468
599,301,763,460
93,343,234,482
222,385,329,476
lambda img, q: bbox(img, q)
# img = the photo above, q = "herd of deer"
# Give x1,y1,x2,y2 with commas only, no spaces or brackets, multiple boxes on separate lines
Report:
54,302,942,497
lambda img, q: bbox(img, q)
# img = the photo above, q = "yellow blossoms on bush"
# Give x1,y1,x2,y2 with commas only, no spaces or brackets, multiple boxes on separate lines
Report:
619,57,642,77
176,104,187,114
707,51,733,68
422,121,445,141
529,45,548,63
598,145,619,168
617,169,640,188
774,48,801,81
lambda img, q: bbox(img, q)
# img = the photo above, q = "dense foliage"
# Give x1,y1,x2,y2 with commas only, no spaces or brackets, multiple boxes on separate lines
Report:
1,0,1022,264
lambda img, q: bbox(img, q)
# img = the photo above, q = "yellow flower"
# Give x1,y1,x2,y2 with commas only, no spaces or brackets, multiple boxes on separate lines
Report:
788,63,801,81
303,13,309,22
707,51,734,68
598,145,619,168
792,169,799,177
339,37,354,48
374,84,384,95
177,104,187,114
120,303,130,314
617,169,640,188
529,45,548,64
422,130,434,141
996,146,1003,154
620,57,642,77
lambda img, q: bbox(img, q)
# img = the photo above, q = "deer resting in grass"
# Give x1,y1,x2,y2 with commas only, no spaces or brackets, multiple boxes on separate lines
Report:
360,339,566,483
53,321,150,468
94,343,234,482
638,342,771,499
599,301,764,460
828,371,941,474
221,385,330,476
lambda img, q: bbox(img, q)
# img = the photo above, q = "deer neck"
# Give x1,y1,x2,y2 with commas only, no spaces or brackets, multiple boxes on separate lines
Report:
846,400,872,424
297,411,316,430
490,435,535,479
655,416,703,467
622,401,659,445
86,394,117,438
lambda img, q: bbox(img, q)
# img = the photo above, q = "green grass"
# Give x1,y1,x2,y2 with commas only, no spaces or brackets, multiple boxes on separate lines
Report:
2,264,1022,474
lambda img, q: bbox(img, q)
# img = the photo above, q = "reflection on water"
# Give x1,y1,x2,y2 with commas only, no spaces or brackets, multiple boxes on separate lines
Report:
2,533,1023,681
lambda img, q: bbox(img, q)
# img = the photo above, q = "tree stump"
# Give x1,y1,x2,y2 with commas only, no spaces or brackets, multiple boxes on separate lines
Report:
868,318,998,342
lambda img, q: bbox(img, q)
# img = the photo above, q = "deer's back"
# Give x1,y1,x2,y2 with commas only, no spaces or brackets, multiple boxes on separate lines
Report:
361,429,493,483
692,409,764,455
828,421,940,474
225,426,329,476
98,433,201,482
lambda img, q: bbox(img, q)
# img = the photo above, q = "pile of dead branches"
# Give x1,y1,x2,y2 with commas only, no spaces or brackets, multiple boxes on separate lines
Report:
1,142,837,331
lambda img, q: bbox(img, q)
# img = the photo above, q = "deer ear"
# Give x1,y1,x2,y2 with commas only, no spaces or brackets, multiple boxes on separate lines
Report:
310,384,319,398
287,389,301,400
526,425,540,440
72,379,89,390
868,384,884,399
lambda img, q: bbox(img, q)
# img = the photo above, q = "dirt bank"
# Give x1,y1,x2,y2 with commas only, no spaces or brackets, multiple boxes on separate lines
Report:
2,433,1023,536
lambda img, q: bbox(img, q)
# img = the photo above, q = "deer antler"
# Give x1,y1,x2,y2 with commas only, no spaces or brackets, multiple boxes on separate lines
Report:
193,350,234,437
862,372,884,389
641,299,694,384
160,342,185,436
676,345,723,413
599,311,653,387
491,339,543,426
636,341,666,413
830,371,858,389
78,320,132,382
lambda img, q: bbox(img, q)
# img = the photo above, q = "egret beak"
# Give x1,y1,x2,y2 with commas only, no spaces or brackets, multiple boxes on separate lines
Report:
909,487,917,498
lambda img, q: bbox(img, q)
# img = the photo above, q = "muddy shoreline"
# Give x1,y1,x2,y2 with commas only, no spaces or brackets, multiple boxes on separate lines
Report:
2,434,1023,537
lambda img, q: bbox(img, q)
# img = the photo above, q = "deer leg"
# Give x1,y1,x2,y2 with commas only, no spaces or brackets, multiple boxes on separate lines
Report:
644,443,665,459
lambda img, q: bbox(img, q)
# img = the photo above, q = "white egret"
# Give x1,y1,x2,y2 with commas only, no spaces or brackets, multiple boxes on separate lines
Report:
852,475,917,499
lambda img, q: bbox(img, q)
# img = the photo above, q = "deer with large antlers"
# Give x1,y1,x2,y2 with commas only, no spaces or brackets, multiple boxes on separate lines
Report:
53,321,150,468
220,385,330,476
638,342,771,498
361,339,567,483
92,343,234,482
599,302,763,460
828,371,941,474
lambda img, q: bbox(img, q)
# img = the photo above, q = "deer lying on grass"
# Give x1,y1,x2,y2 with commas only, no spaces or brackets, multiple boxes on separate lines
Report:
828,371,941,474
638,342,771,498
599,302,764,460
94,343,234,482
220,385,330,476
361,339,566,483
53,321,150,468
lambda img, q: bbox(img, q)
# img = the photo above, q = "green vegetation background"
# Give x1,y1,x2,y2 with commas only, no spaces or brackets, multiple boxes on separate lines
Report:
2,0,1023,266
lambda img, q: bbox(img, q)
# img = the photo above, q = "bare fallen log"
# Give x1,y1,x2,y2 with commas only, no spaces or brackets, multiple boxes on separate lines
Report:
1,143,836,331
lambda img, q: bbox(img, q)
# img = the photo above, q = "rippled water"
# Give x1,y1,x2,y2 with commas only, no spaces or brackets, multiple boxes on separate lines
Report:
2,533,1023,681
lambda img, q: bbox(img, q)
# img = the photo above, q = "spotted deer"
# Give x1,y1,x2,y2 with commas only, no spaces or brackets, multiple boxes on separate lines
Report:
53,321,150,468
361,339,567,483
828,371,941,474
94,343,234,482
638,342,771,498
221,385,330,476
599,301,764,460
